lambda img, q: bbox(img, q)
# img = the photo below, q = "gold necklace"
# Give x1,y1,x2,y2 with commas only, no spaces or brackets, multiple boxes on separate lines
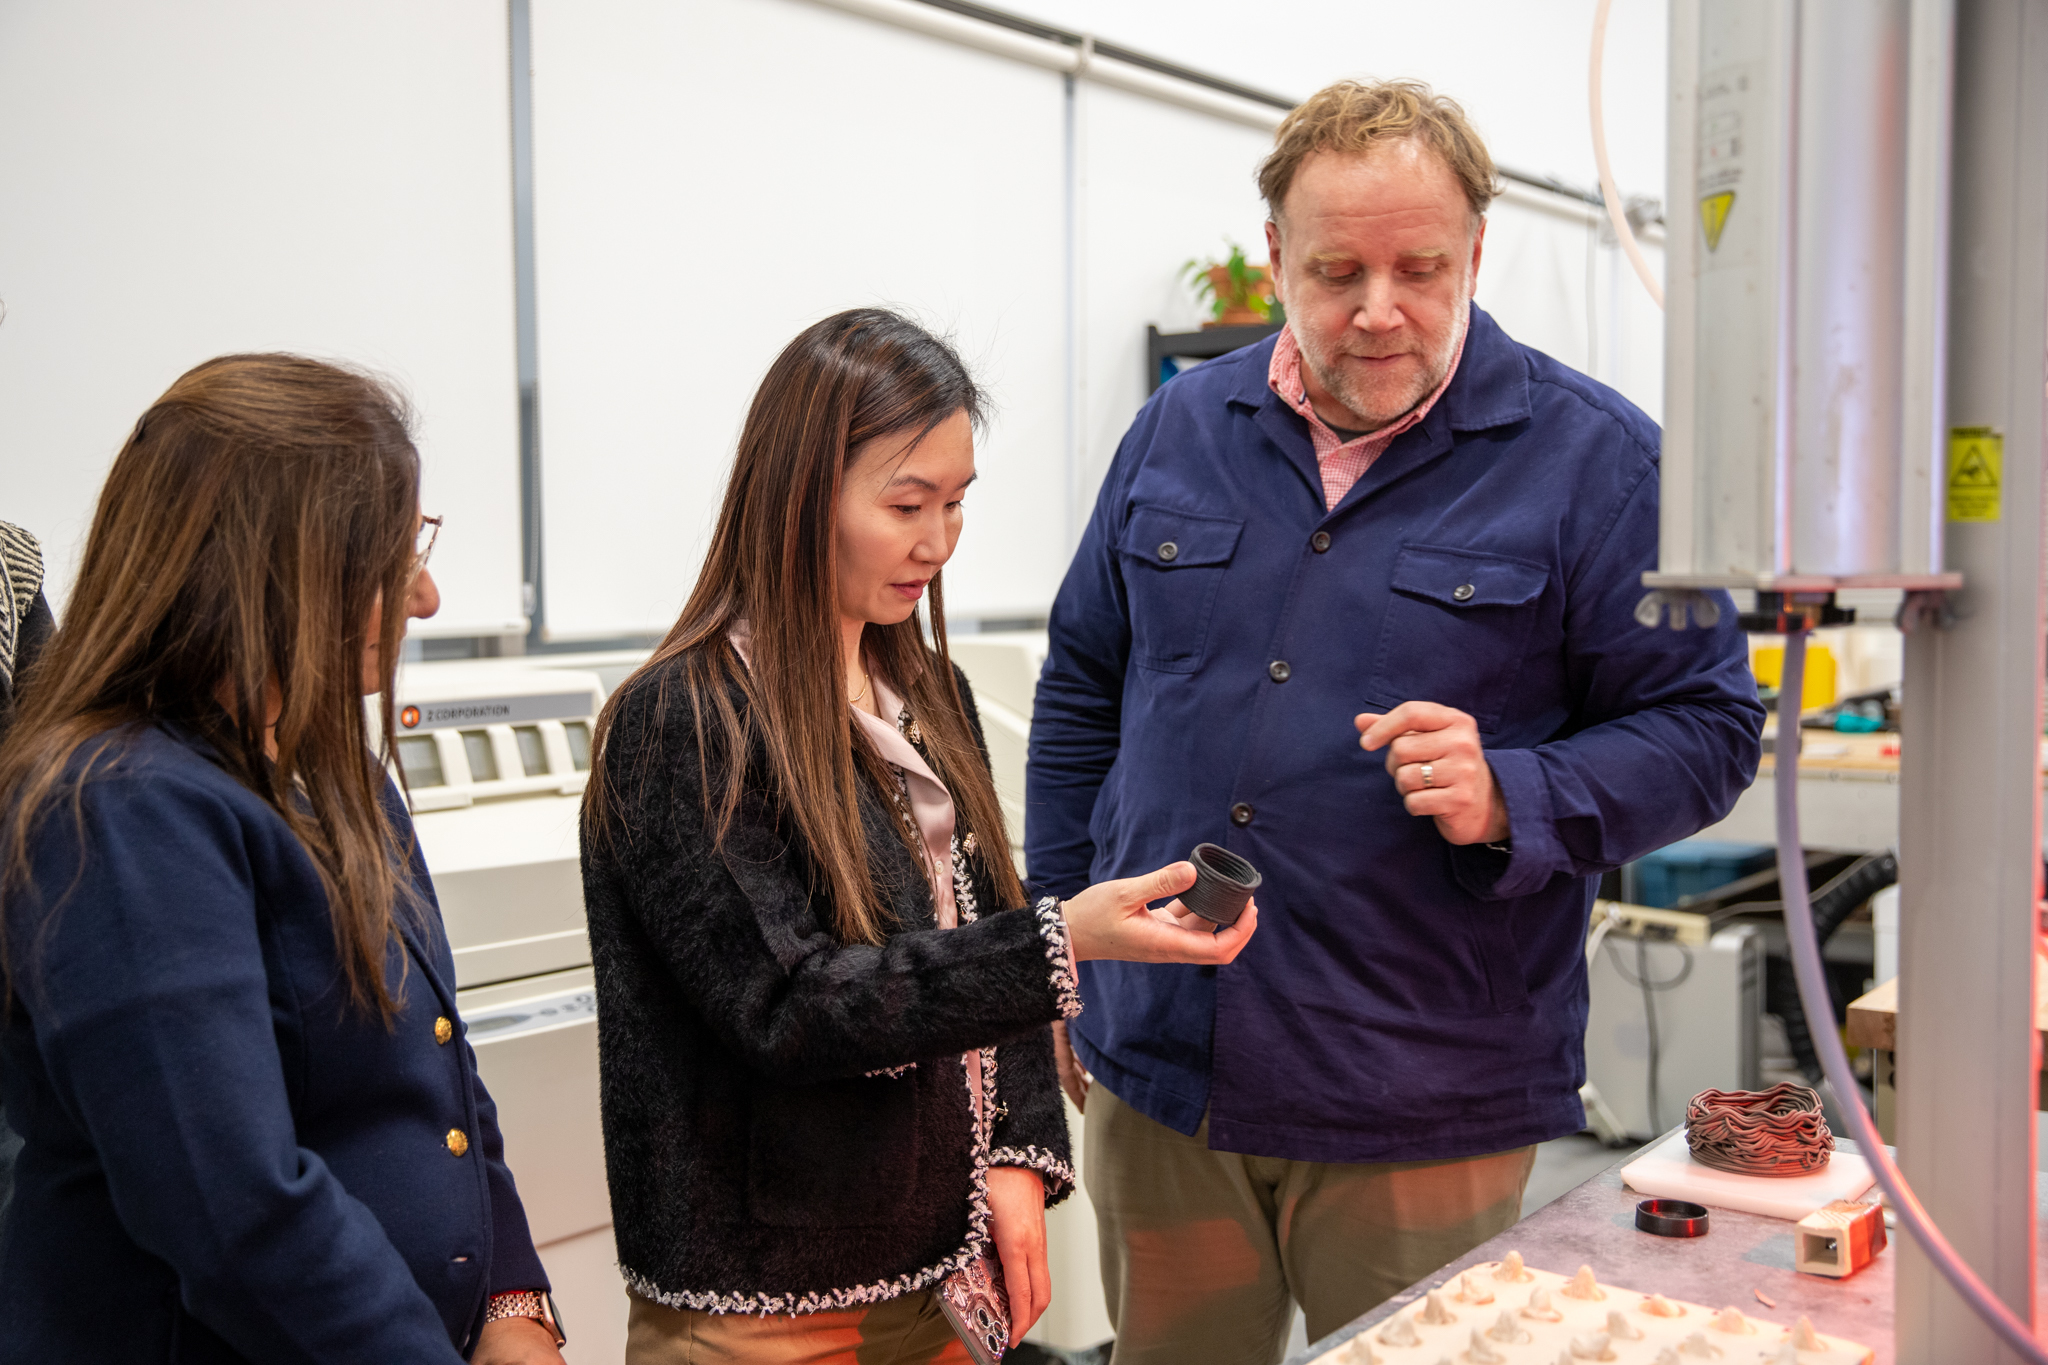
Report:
849,670,871,706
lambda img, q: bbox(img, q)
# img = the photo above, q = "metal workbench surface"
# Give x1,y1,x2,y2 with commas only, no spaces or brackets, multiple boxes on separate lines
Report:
1284,1136,1943,1365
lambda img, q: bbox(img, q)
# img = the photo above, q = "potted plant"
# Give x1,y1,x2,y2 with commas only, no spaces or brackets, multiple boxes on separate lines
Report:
1181,240,1280,328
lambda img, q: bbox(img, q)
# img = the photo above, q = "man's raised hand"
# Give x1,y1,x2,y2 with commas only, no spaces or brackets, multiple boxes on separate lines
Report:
1356,701,1511,846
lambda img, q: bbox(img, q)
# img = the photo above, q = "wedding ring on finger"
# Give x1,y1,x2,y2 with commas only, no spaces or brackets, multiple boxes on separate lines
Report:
1419,763,1435,788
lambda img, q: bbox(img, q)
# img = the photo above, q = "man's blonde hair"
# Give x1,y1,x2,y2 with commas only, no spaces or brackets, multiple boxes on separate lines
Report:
1258,79,1498,223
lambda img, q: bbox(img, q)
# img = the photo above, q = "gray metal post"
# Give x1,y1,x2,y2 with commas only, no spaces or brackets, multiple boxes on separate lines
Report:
510,0,544,650
1895,0,2048,1357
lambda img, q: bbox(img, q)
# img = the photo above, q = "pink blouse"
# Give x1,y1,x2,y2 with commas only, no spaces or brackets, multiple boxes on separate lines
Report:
851,674,960,927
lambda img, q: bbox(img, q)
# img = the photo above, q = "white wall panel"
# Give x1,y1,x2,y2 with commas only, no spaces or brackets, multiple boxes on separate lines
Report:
0,0,525,637
1475,191,1666,424
531,0,1067,638
1602,229,1667,423
1077,84,1275,503
1476,195,1603,382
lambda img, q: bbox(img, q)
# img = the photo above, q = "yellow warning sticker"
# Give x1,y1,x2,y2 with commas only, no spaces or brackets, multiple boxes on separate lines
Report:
1947,427,2002,522
1700,191,1736,252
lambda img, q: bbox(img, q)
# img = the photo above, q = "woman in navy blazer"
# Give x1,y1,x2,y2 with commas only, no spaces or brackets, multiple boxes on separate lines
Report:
0,355,567,1364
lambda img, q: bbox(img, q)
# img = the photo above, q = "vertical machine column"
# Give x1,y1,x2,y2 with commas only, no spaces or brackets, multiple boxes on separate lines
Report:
1895,1,2048,1358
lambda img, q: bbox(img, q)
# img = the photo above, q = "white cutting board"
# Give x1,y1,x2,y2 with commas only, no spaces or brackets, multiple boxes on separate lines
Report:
1620,1129,1877,1221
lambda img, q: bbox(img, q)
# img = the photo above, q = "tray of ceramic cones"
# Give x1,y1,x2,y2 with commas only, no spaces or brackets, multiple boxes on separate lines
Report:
1309,1252,1873,1364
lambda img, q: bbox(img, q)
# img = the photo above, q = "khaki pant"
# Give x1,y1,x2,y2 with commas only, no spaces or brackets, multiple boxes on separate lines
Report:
626,1289,972,1365
1085,1083,1534,1365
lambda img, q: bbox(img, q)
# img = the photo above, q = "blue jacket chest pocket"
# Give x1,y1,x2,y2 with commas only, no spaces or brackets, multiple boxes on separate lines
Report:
1366,545,1550,733
1117,508,1243,673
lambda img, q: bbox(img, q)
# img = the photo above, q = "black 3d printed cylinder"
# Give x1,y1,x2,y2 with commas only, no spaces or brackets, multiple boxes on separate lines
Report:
1635,1199,1711,1238
1183,843,1261,927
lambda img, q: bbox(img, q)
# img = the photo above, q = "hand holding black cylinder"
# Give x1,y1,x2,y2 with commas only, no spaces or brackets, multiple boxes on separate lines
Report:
1182,843,1261,927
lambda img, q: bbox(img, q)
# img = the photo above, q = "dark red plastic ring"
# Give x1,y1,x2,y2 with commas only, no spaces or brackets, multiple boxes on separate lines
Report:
1636,1198,1711,1238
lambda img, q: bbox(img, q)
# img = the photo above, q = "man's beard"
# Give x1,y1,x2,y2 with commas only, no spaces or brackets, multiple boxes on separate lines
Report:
1298,301,1468,431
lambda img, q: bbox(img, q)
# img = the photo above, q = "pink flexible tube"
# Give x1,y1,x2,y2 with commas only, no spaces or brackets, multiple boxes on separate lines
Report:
1590,0,1665,309
1776,627,2047,1362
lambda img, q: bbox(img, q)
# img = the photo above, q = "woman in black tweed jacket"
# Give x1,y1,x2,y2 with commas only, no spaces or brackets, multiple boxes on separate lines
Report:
581,311,1256,1364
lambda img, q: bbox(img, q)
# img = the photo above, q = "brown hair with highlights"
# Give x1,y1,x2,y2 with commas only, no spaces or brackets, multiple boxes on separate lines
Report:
1258,79,1499,224
0,353,424,1020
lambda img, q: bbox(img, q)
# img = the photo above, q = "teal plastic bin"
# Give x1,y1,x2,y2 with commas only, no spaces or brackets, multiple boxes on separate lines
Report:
1630,839,1776,908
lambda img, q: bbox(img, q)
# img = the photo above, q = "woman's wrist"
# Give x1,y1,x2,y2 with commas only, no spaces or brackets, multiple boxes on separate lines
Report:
989,1145,1076,1204
485,1291,564,1346
1031,896,1084,1018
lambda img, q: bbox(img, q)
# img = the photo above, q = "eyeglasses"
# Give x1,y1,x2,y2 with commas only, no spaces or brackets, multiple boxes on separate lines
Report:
413,515,443,577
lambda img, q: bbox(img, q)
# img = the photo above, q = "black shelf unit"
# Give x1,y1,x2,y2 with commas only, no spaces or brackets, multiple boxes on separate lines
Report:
1146,323,1283,393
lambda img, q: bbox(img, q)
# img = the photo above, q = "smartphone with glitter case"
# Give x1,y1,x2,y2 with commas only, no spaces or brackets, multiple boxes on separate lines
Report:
937,1247,1010,1365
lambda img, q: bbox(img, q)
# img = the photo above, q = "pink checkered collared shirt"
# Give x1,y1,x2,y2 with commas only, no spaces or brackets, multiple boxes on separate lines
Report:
1266,318,1468,510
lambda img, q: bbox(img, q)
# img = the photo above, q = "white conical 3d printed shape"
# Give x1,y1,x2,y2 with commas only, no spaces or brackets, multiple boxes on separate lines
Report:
1486,1310,1531,1344
1569,1331,1615,1360
1417,1292,1456,1326
1642,1294,1686,1318
1466,1328,1509,1364
1377,1316,1421,1348
1791,1318,1824,1351
1493,1250,1533,1282
1563,1265,1605,1300
1455,1272,1495,1305
1606,1310,1643,1341
1522,1288,1564,1323
1711,1307,1753,1335
1652,1351,1681,1365
1679,1329,1724,1357
1326,1334,1379,1365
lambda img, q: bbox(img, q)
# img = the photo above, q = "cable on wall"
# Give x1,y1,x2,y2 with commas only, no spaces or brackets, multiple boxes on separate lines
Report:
817,0,1614,210
1590,0,1665,308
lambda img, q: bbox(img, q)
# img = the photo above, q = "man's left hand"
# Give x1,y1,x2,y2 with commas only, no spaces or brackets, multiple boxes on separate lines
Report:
1356,702,1510,847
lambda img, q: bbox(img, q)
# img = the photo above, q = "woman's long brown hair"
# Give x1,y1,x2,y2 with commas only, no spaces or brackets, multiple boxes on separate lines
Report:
584,309,1028,944
0,353,424,1019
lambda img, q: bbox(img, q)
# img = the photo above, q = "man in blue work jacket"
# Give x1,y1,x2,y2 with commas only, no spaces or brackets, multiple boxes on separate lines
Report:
1026,79,1764,1364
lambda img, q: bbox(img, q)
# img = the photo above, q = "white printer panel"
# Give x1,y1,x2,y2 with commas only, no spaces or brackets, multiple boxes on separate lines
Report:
460,966,627,1363
385,662,605,987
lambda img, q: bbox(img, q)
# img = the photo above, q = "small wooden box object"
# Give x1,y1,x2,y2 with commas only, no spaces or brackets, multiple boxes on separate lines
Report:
1796,1199,1888,1278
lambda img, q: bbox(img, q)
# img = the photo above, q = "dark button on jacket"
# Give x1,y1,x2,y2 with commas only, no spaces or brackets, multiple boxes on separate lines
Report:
0,724,547,1363
1026,306,1764,1164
